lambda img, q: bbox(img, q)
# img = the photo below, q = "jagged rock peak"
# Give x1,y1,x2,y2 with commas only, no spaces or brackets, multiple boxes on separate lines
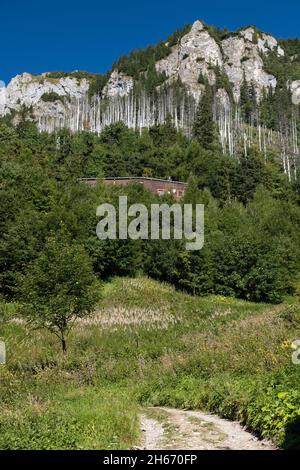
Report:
154,18,282,101
155,19,223,101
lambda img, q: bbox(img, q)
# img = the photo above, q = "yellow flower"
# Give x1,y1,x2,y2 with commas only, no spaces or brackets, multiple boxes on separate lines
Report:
280,340,291,349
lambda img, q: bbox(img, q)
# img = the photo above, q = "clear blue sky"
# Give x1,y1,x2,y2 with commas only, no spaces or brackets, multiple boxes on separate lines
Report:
1,0,299,84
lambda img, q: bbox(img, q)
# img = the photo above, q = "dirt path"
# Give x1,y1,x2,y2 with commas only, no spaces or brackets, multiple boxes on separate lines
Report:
140,407,275,450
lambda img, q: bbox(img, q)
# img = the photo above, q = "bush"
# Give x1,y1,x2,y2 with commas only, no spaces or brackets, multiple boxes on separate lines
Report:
40,92,65,104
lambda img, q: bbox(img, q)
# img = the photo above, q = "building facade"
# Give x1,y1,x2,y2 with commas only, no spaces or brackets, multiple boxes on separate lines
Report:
81,177,187,199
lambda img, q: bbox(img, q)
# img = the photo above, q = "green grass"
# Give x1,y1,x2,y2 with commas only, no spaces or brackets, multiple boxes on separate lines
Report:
1,277,300,449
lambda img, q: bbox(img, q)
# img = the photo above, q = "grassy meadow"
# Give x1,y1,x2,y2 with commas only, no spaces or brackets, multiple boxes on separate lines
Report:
0,277,300,449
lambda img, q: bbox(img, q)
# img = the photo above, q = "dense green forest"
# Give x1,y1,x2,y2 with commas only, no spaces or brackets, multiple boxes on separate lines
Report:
1,94,300,450
1,114,300,305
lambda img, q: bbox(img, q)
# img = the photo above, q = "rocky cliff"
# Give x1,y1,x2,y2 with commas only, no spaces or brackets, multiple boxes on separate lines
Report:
155,21,283,102
0,20,296,115
0,19,299,172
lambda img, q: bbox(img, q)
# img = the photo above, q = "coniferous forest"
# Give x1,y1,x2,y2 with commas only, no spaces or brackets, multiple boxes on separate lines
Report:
1,117,300,304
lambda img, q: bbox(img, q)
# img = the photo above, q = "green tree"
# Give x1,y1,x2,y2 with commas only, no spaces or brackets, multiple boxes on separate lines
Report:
233,148,270,204
18,233,100,352
193,88,215,149
240,76,257,123
184,174,200,204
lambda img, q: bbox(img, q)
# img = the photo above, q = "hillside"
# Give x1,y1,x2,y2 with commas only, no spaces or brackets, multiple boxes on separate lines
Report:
1,277,299,449
1,17,300,452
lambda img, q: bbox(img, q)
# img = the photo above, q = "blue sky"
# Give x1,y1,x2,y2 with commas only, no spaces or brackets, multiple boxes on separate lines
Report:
1,0,299,84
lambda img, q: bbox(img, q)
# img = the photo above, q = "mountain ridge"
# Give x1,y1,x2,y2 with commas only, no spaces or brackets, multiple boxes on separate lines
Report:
0,19,300,176
1,19,300,114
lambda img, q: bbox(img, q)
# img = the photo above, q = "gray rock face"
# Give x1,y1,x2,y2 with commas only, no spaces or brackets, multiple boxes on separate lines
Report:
239,27,256,42
0,19,292,129
2,72,89,116
154,20,281,103
215,88,231,108
103,71,134,97
156,20,222,100
0,82,6,115
291,80,300,105
239,27,284,56
222,35,277,101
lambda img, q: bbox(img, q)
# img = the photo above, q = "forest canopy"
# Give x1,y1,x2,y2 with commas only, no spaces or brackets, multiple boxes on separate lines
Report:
1,116,300,304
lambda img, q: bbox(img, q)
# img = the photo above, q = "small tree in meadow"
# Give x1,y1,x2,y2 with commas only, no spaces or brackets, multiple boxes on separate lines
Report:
18,233,100,353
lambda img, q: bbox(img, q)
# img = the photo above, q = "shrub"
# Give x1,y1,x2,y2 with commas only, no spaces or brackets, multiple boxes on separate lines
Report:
40,92,65,104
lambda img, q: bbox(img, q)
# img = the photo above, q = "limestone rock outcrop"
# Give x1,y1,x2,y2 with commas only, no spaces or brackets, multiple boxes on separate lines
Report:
0,19,296,136
155,21,280,102
291,80,300,105
222,35,277,101
103,71,134,98
0,81,6,115
156,20,222,100
1,72,89,116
